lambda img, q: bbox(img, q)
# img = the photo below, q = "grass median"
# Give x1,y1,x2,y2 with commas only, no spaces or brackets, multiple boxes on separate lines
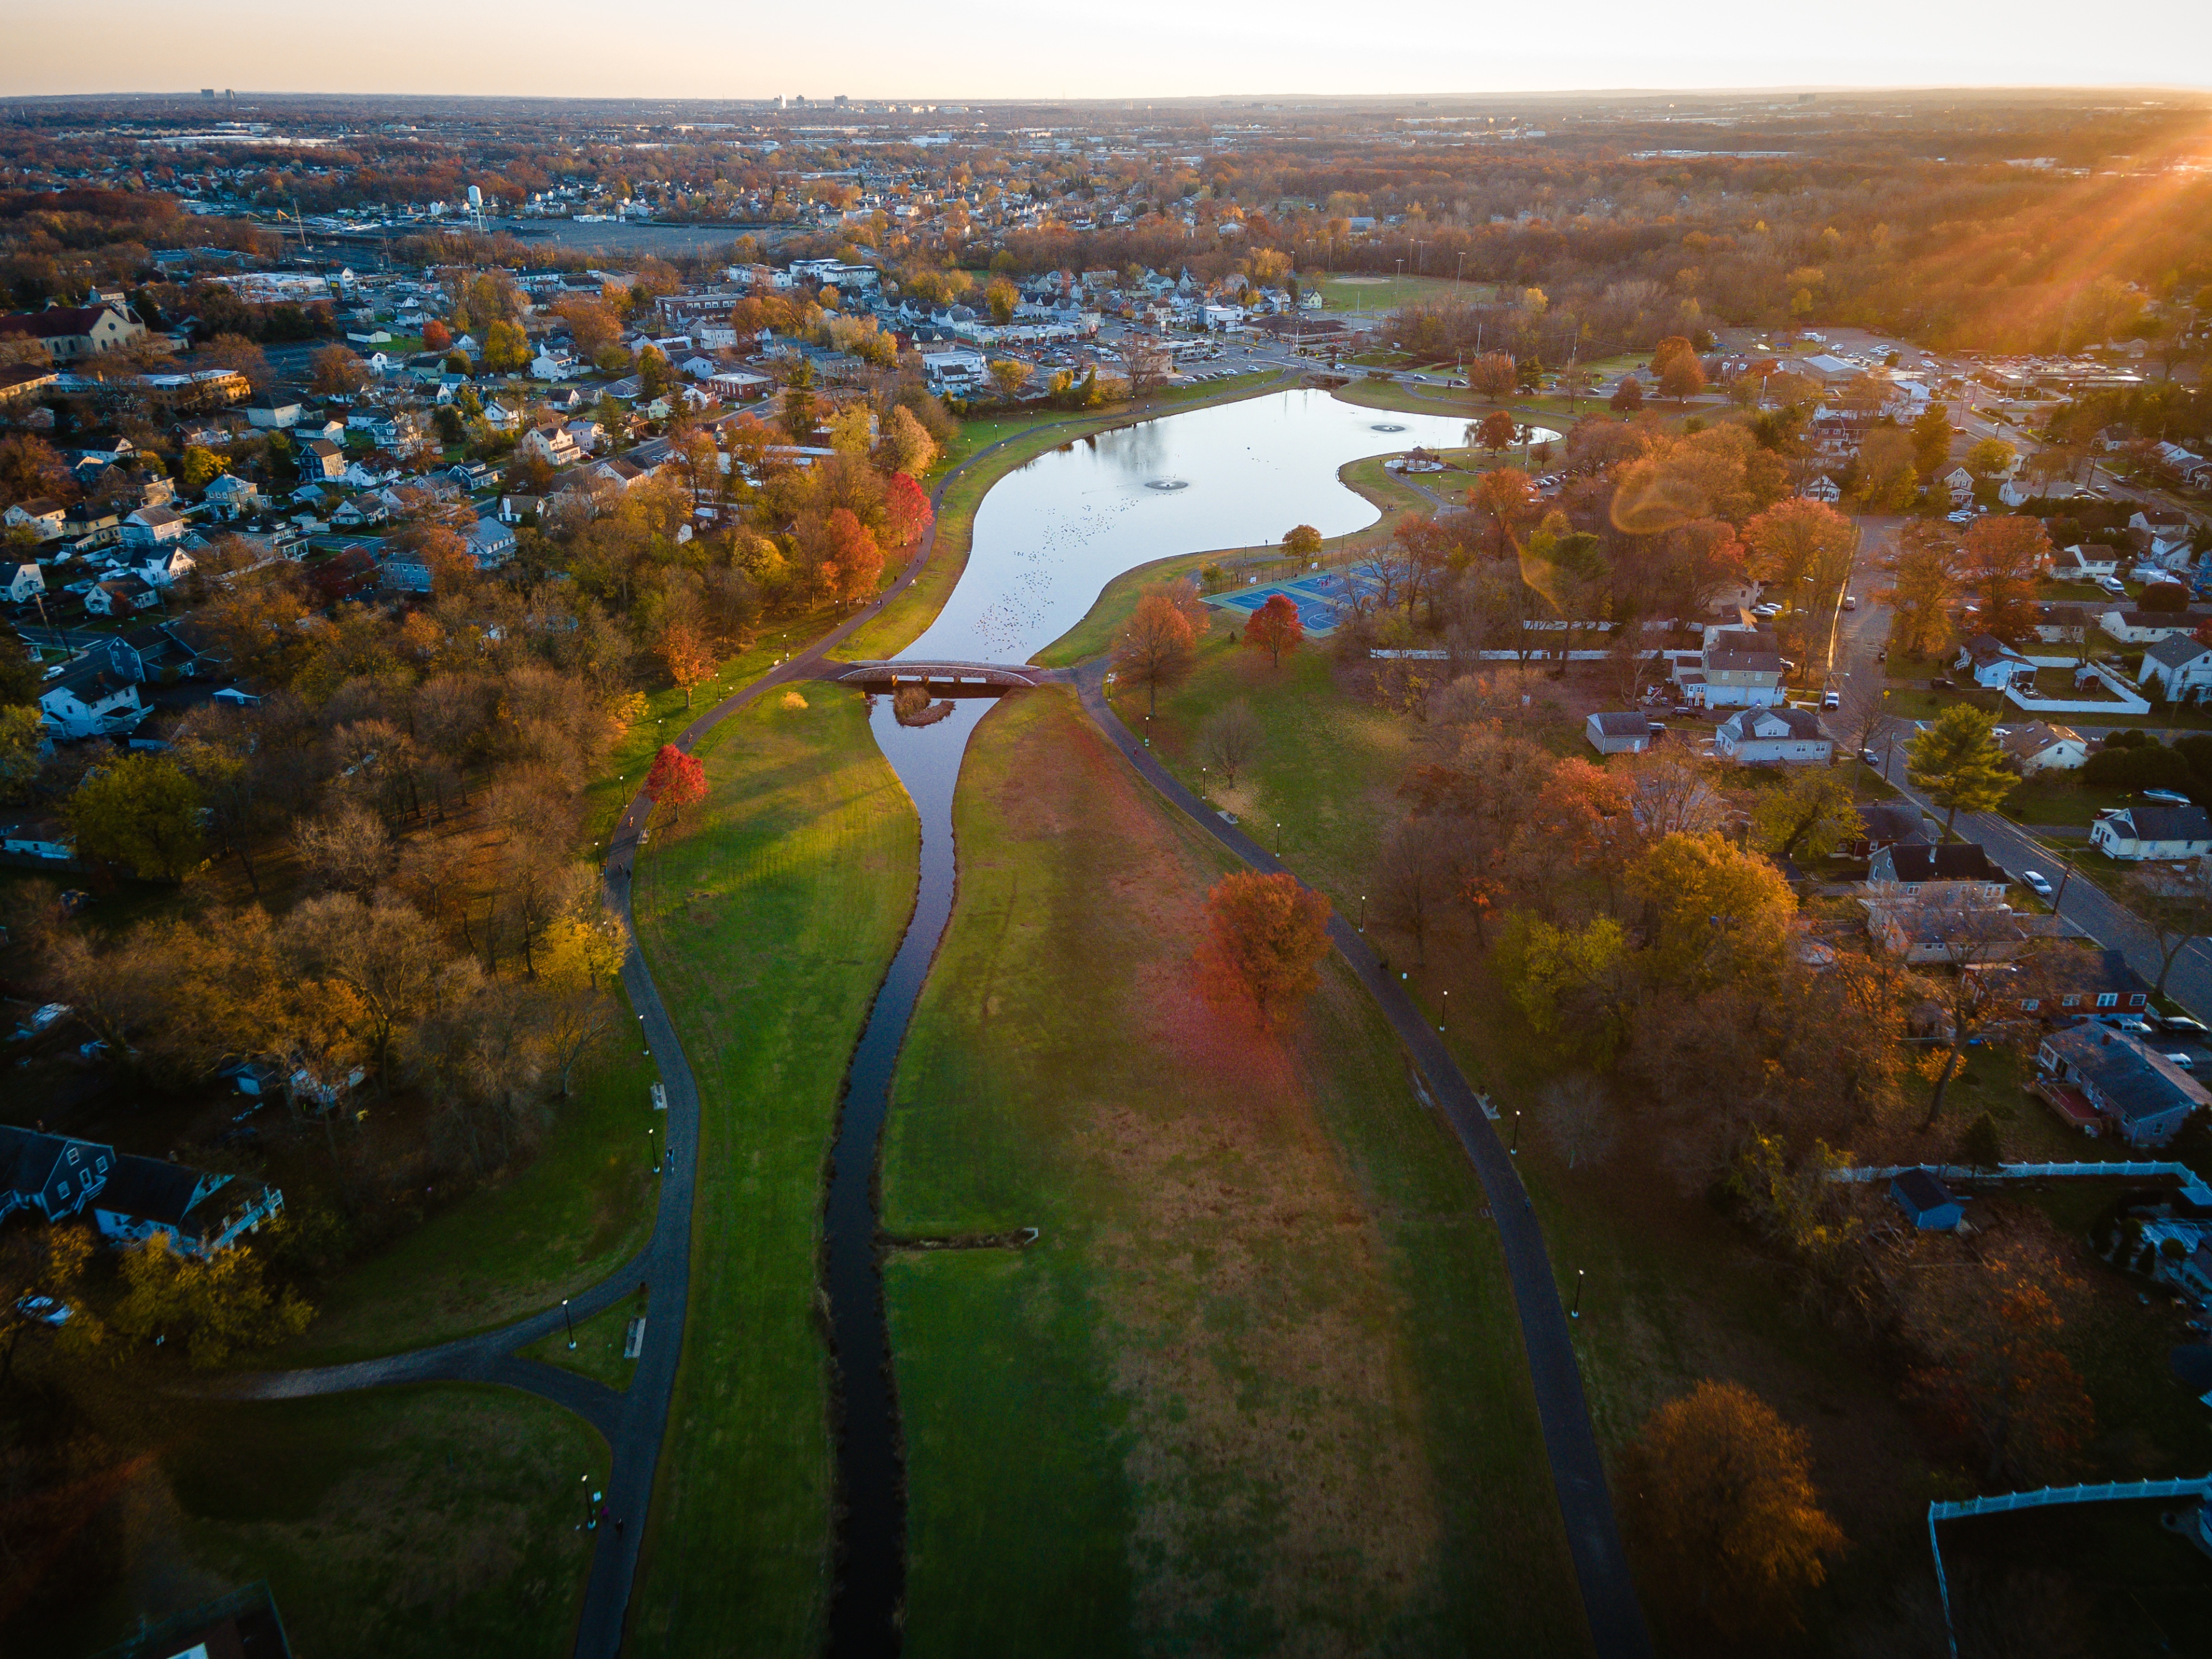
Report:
624,688,918,1656
880,687,1585,1657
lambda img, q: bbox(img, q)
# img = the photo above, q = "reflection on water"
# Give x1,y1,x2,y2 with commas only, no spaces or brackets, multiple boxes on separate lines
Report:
900,389,1524,666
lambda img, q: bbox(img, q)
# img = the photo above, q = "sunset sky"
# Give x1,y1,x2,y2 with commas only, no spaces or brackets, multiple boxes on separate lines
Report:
5,0,2210,100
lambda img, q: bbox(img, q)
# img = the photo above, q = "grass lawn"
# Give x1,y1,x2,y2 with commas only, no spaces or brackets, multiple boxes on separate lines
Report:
623,688,919,1655
2002,774,2133,827
37,1384,608,1659
881,687,1585,1657
1312,272,1491,313
522,1291,649,1391
275,1017,659,1363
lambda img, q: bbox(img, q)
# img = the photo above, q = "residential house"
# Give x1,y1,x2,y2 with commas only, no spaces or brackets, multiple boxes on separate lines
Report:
518,424,584,467
1943,465,1977,505
1851,801,1932,855
2131,505,2195,542
465,516,515,569
0,1127,113,1225
3,498,67,541
1585,712,1652,755
36,650,143,737
1868,898,2031,965
497,494,541,525
1955,633,2035,690
2000,721,2088,773
202,474,261,516
707,368,773,401
91,1155,285,1257
83,574,160,617
1678,629,1787,709
244,401,304,429
1867,842,2009,903
1999,947,2151,1019
120,504,185,548
297,438,346,482
0,301,146,361
2052,544,2122,583
479,399,519,433
3,561,46,603
330,494,391,529
2092,804,2212,861
2101,609,2205,646
1890,1169,1963,1232
2036,1024,2210,1148
530,348,581,381
1714,704,1832,764
1799,474,1842,503
2140,634,2212,704
0,817,74,862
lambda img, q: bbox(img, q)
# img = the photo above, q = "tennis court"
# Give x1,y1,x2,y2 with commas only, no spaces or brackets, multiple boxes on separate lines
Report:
1202,571,1370,637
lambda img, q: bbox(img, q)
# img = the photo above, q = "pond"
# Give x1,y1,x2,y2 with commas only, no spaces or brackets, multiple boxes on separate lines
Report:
901,388,1556,665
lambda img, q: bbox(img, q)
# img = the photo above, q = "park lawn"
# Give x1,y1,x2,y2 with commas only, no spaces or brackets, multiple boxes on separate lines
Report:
881,687,1585,1658
522,1293,647,1391
2002,774,2134,827
1142,640,1412,912
1312,272,1488,313
42,1384,607,1659
276,1020,658,1363
624,688,918,1657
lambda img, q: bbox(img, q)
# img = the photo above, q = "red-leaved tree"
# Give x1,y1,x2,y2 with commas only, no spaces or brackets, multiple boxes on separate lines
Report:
884,470,934,549
1242,592,1305,669
643,744,707,828
1197,870,1332,1028
824,507,884,607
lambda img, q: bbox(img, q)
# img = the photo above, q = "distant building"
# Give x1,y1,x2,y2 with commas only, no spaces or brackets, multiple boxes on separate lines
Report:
1714,704,1832,764
2090,804,2212,862
1889,1169,1963,1232
1584,712,1653,755
0,300,147,361
0,1124,283,1256
2036,1024,2210,1149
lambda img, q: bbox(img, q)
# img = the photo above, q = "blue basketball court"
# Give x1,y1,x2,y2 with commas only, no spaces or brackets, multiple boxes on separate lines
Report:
1203,571,1367,637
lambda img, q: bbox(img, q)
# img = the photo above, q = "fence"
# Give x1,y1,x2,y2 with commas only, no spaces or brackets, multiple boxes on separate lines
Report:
1830,1160,2212,1205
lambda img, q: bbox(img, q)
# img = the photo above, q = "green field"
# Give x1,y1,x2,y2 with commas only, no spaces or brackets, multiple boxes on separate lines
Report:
278,1017,659,1363
43,1385,608,1659
1312,272,1493,314
880,687,1585,1656
522,1293,648,1390
624,688,919,1654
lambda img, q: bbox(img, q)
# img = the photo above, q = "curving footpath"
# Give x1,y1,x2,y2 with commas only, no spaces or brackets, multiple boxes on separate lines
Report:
1070,659,1654,1659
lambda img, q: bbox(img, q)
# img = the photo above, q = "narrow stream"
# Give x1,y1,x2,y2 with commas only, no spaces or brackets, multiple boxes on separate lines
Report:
819,390,1503,1654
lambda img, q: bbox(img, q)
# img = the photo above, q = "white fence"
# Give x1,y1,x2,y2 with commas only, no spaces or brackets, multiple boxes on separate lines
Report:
2002,656,2152,717
1831,1160,2212,1205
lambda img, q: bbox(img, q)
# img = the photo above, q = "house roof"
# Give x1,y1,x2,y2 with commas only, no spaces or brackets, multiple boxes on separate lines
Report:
2114,611,2195,630
92,1153,226,1230
0,303,129,340
0,1125,96,1198
1962,632,2029,666
1858,801,1930,846
1705,646,1783,673
2109,804,2212,842
2145,633,2212,669
2044,1024,2210,1124
1590,712,1648,737
1877,842,2002,882
2000,721,2081,759
1723,705,1826,740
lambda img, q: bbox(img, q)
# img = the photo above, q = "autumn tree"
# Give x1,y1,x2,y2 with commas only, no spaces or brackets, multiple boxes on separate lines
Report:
1965,436,2017,483
198,331,271,391
1910,402,1955,481
1619,1381,1846,1638
1198,698,1262,785
1882,521,1963,659
421,318,452,353
1658,352,1707,406
1243,592,1305,669
1628,831,1797,990
483,319,530,373
1197,870,1332,1028
1282,524,1323,558
644,744,708,827
884,470,934,548
881,403,940,475
1468,352,1517,400
1907,706,2013,838
656,620,715,707
822,507,884,605
111,1233,313,1369
1610,375,1645,414
988,359,1029,401
1112,589,1197,715
0,433,73,507
66,753,204,881
1750,769,1865,862
310,344,371,397
1370,818,1455,963
1960,514,2053,643
1471,410,1518,453
1468,467,1536,557
1741,497,1855,600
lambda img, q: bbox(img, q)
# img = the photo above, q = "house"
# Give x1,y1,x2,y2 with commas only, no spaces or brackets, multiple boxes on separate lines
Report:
120,504,186,548
518,424,584,467
530,348,580,381
2090,804,2212,861
2002,947,2151,1018
1799,474,1842,504
2139,634,2212,705
1943,465,1977,505
3,497,67,540
465,516,516,569
1851,801,1931,855
1867,842,2009,904
707,368,772,401
1868,899,2030,965
0,817,74,862
244,401,304,430
497,493,540,525
202,474,262,516
2000,721,2088,773
3,561,46,603
479,399,519,433
330,494,391,529
83,574,160,617
1955,633,2035,690
91,1155,284,1256
297,438,346,481
2036,1024,2210,1149
2100,609,2204,646
1585,712,1652,755
0,300,147,361
1680,630,1787,709
0,1127,114,1225
1714,705,1832,764
137,547,194,588
1889,1169,1963,1232
2052,544,2121,582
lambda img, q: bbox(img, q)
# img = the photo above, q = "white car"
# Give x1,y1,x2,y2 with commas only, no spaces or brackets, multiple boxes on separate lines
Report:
2021,870,2054,898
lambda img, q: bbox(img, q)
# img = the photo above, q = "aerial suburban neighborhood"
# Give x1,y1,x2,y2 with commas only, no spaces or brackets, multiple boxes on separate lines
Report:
2,55,2212,1659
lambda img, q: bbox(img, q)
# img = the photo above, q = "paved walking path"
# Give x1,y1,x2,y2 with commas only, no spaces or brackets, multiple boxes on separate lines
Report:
1071,660,1653,1659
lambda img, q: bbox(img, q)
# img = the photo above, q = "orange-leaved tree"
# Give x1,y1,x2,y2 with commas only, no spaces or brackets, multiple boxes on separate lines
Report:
1960,513,2052,645
1242,592,1304,669
823,507,883,607
1619,1380,1846,1639
656,620,714,708
884,470,934,549
1112,589,1196,715
643,744,707,827
1198,870,1332,1028
1469,465,1536,557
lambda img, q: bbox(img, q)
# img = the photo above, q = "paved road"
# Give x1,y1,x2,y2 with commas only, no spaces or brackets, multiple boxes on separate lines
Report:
1070,660,1651,1659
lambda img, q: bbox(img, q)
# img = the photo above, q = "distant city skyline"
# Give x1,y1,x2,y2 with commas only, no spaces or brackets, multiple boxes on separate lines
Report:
5,0,2211,101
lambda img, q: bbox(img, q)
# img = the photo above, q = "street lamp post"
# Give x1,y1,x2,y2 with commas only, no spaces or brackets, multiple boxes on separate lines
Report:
648,1126,657,1175
1571,1270,1585,1320
1511,1111,1521,1156
582,1472,595,1529
1439,989,1448,1035
563,1297,575,1350
1358,893,1366,932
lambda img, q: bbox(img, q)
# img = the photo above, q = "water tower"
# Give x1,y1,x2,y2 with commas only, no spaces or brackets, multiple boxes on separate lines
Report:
467,184,486,230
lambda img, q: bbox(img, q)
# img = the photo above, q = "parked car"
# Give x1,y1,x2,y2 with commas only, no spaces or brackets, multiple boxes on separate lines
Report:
1930,676,1955,691
2020,870,2054,898
1860,747,1883,765
2166,1053,2197,1071
1842,594,1858,610
2142,789,2192,806
2158,1014,2211,1037
1821,689,1841,709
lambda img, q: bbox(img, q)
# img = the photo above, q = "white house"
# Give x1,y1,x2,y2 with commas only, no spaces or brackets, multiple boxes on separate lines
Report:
2140,634,2212,705
2090,804,2212,861
3,498,67,541
531,349,581,381
1999,721,2088,773
1942,465,1976,506
1715,704,1833,764
3,562,44,603
120,505,186,548
202,474,261,516
1799,474,1842,503
2101,609,2203,646
1677,630,1786,709
1955,633,2035,690
1585,712,1652,755
480,399,520,433
84,574,159,616
38,658,144,737
2052,544,2120,582
137,547,195,588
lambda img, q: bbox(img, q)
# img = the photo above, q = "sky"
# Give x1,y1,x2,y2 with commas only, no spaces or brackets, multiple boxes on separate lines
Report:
5,0,2210,101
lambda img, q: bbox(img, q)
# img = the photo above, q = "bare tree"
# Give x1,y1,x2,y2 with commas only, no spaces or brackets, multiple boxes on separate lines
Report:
1541,1074,1619,1169
1371,819,1456,963
2124,862,2212,996
1198,699,1263,785
292,803,394,896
